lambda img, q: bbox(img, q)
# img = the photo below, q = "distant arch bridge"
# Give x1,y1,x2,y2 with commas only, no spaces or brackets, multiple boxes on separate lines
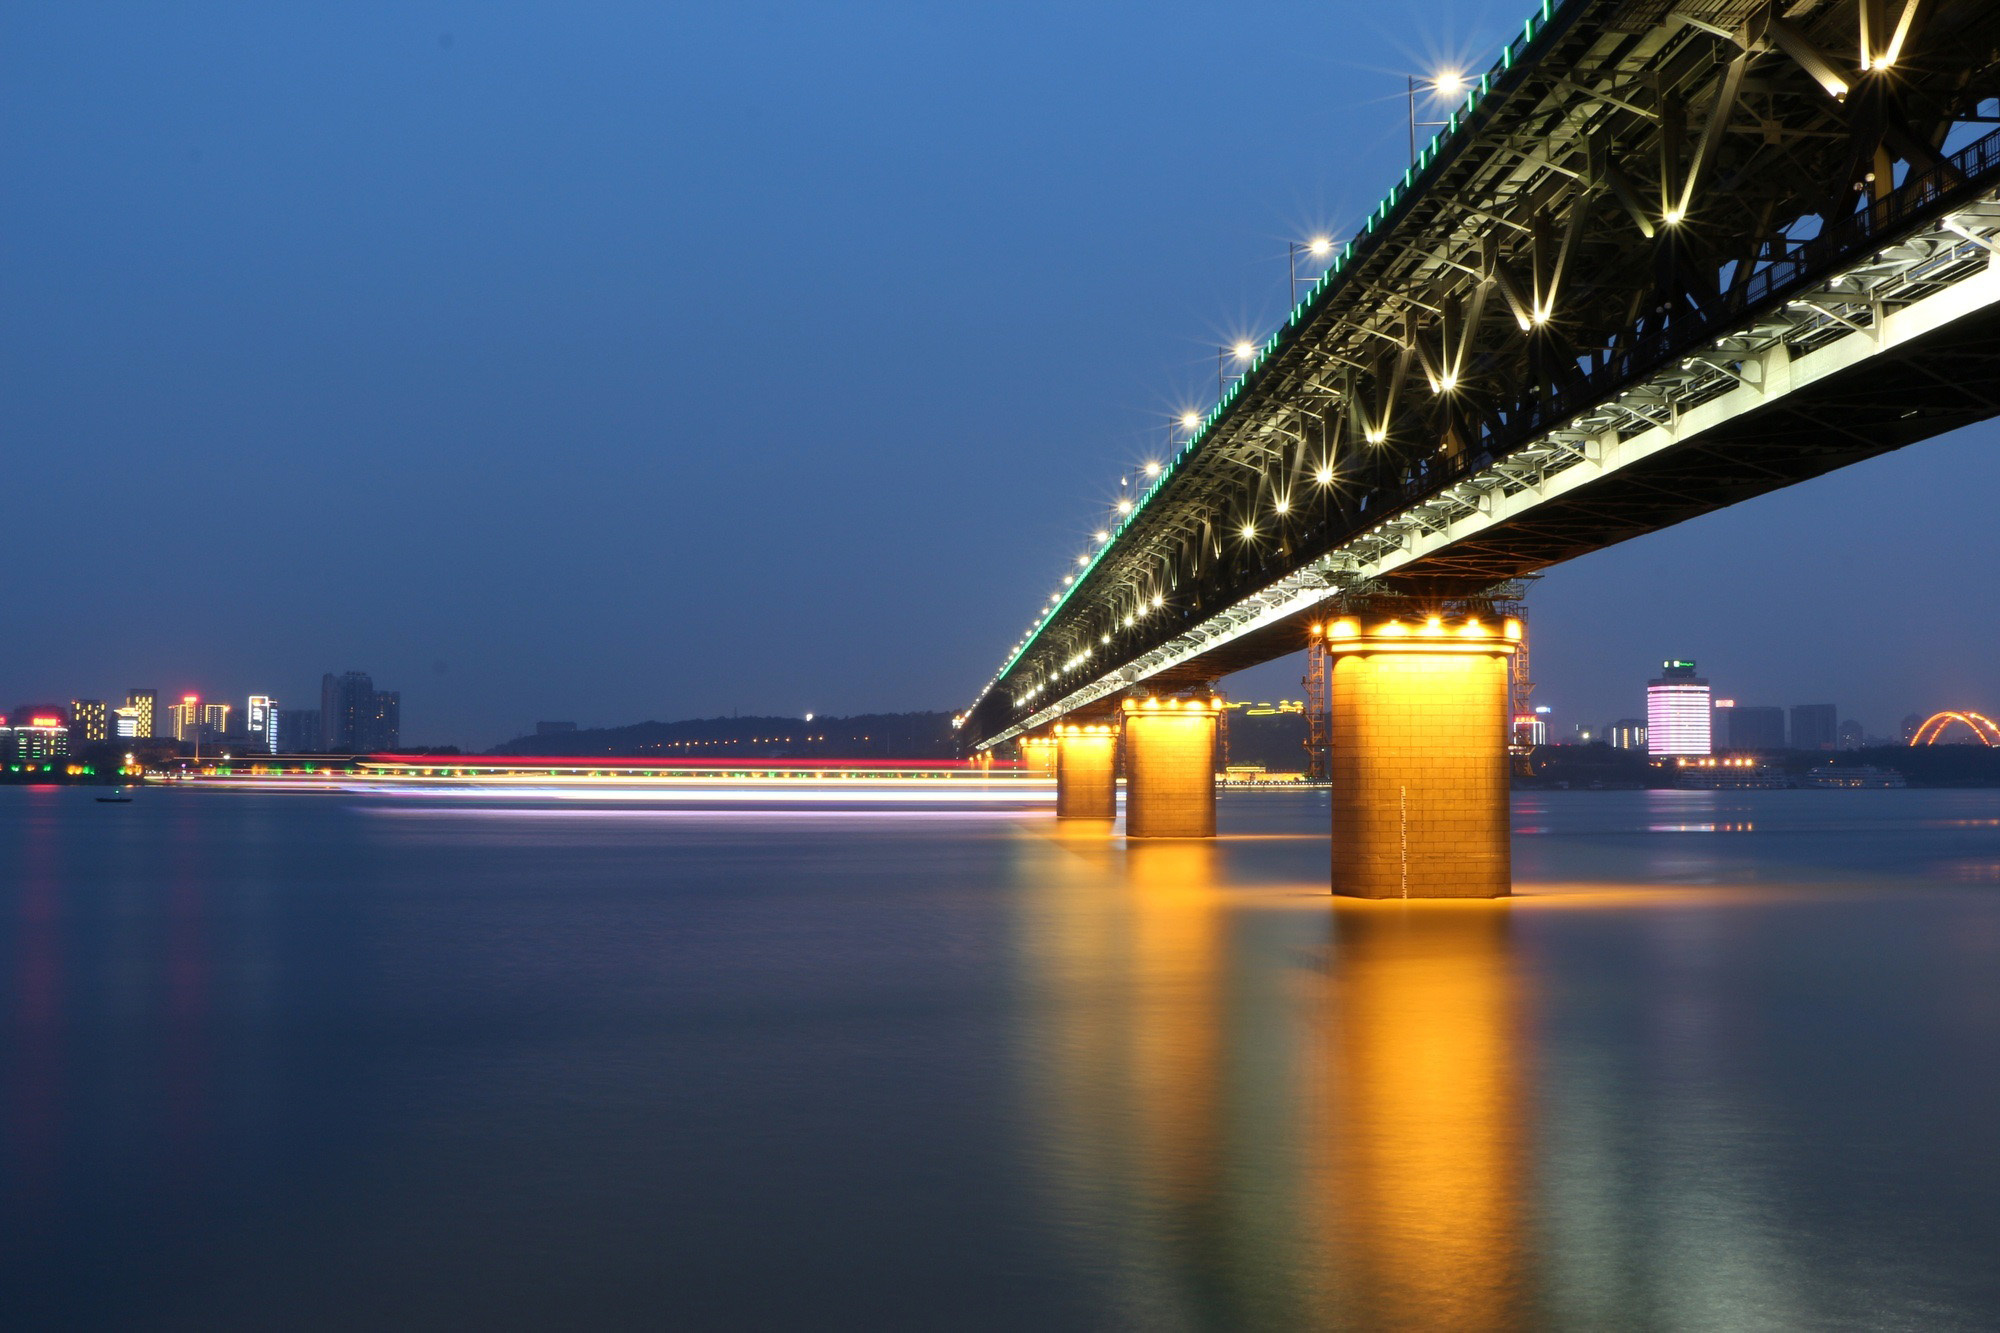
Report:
1909,711,2000,746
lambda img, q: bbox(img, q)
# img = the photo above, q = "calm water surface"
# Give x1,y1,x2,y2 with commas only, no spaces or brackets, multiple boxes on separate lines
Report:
4,785,2000,1329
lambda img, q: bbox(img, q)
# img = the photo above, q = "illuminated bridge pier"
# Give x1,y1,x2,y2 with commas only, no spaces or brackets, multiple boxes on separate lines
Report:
964,0,2000,896
1326,612,1518,899
1053,722,1118,820
1018,733,1058,779
1121,696,1219,839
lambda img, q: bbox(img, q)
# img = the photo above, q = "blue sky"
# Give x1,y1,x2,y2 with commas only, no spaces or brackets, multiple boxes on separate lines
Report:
5,1,1995,745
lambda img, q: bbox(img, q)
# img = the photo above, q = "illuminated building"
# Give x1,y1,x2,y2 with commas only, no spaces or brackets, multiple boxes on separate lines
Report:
322,672,401,752
1512,705,1549,748
126,689,157,738
1722,705,1786,752
1646,660,1711,756
166,694,202,742
202,702,232,737
1790,703,1838,752
1608,718,1646,750
7,710,69,764
247,696,278,752
114,706,142,739
69,699,109,746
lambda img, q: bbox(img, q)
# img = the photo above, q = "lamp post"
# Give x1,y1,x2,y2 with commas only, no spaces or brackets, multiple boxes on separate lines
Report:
1289,235,1335,303
1407,70,1469,162
1218,340,1256,399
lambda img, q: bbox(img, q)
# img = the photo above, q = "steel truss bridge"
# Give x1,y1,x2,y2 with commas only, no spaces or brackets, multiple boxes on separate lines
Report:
962,0,2000,750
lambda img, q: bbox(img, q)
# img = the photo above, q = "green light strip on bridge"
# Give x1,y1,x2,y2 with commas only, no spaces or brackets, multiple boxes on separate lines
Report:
981,0,1577,706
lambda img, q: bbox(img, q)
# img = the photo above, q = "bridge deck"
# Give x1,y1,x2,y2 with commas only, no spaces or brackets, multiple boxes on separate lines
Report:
965,0,2000,748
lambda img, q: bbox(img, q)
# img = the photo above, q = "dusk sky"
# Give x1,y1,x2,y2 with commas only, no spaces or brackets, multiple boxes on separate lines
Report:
7,1,1997,747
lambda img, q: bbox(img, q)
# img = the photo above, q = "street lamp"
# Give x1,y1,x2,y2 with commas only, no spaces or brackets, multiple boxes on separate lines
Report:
1408,70,1469,162
1289,235,1335,302
1218,340,1256,397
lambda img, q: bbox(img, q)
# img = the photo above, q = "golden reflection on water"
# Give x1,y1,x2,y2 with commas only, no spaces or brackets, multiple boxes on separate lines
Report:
1016,832,1531,1329
1321,901,1528,1328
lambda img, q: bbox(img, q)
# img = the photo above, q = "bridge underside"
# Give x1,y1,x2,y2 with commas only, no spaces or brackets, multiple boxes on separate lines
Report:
964,0,2000,750
1044,291,2000,720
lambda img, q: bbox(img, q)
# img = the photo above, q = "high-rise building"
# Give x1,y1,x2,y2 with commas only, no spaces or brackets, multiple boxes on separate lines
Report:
202,702,231,737
1791,703,1838,752
114,706,143,739
321,672,400,752
1724,705,1786,752
1838,719,1865,750
127,689,157,739
322,672,367,751
360,691,400,752
277,708,321,753
1609,718,1647,750
1647,660,1712,756
165,694,208,743
247,696,279,753
69,699,109,747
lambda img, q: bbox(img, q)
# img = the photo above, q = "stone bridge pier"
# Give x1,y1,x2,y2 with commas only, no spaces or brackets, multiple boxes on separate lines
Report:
1324,614,1518,899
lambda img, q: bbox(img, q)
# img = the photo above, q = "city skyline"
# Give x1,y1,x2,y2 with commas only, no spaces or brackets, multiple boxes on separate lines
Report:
7,670,402,755
10,636,1980,754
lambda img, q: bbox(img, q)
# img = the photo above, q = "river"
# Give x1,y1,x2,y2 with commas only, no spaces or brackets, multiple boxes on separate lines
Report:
3,784,1997,1328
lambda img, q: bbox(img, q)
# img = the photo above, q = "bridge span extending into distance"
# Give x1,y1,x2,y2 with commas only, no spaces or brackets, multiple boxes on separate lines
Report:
960,0,2000,896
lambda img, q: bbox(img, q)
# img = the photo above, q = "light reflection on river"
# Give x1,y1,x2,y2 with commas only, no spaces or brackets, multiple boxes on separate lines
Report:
3,785,1999,1328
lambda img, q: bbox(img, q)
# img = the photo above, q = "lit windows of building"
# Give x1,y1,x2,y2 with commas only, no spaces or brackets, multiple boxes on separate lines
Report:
114,706,142,739
1647,660,1711,756
69,699,109,746
126,689,157,739
8,710,70,764
202,702,231,737
167,695,202,742
1608,719,1647,750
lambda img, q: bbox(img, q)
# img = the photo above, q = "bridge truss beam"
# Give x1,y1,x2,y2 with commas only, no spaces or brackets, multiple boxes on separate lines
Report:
965,0,2000,749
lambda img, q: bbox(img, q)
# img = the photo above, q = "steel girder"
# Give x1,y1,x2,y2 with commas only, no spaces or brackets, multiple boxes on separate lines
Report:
964,0,2000,749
